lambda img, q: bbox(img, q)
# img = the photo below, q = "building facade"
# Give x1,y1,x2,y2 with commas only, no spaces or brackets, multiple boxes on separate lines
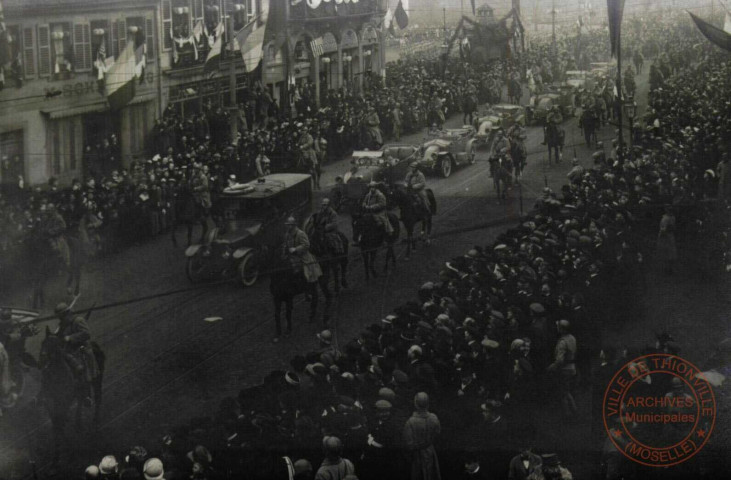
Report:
0,0,261,187
262,0,387,108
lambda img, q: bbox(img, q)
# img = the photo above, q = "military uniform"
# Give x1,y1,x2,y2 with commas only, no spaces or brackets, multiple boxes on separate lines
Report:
59,314,99,383
362,188,393,235
190,169,212,210
405,169,429,214
283,227,322,283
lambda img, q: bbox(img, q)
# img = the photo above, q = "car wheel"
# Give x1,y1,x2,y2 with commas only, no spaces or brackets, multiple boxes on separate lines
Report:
238,252,259,287
186,256,206,283
441,158,452,178
468,146,477,164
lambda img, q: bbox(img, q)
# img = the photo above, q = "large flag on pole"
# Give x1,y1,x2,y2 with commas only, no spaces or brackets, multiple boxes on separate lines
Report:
395,0,409,29
235,15,265,72
725,11,731,34
688,11,731,52
606,0,625,57
203,21,224,76
105,42,136,111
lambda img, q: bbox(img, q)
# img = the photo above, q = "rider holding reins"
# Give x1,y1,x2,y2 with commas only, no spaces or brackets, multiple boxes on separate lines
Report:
54,302,99,407
405,162,429,215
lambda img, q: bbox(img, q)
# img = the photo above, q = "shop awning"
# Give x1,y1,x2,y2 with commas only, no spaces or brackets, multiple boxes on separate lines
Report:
41,102,109,120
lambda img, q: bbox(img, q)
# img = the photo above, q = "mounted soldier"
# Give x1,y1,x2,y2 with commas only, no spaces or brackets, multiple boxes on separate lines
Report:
311,198,345,256
189,162,212,217
41,203,70,267
359,181,393,238
405,162,430,216
282,216,322,284
53,302,99,406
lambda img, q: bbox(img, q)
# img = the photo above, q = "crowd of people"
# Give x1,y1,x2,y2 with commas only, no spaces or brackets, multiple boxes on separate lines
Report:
51,13,730,480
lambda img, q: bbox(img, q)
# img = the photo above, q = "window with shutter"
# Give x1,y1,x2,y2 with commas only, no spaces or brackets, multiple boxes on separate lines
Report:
193,0,204,23
37,25,51,77
145,18,155,61
23,27,36,78
73,23,92,71
162,0,172,50
118,19,127,53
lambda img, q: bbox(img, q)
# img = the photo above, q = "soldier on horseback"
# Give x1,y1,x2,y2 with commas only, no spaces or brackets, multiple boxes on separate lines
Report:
41,203,70,267
283,216,322,284
312,198,345,255
405,162,430,216
190,162,212,217
542,106,564,145
360,181,393,239
54,302,99,406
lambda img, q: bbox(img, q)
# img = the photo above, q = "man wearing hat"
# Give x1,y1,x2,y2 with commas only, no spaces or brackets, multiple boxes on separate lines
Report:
297,123,319,186
360,181,393,237
405,162,430,216
362,399,400,479
189,161,212,217
283,216,322,284
54,302,99,405
312,198,346,271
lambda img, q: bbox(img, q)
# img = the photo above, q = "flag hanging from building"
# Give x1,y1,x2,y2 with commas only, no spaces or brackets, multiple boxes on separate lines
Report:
105,41,137,111
310,37,324,57
235,15,265,72
204,21,225,76
688,12,731,52
263,0,287,65
95,36,107,81
606,0,625,58
395,0,409,30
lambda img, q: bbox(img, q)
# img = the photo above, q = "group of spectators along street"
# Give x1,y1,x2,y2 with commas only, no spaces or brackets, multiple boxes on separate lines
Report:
63,13,731,480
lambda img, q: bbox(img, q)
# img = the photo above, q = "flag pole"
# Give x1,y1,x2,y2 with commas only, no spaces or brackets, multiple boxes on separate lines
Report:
228,13,238,140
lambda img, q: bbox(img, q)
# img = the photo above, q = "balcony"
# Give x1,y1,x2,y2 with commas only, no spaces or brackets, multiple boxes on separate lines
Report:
290,0,386,22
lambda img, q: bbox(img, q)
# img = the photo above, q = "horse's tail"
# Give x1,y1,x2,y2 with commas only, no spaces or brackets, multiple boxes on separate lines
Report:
426,189,437,215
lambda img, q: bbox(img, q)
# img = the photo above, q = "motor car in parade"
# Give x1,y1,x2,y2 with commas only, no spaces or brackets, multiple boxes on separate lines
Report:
589,61,617,82
525,86,576,125
330,145,420,211
474,103,526,151
564,70,595,104
185,173,313,287
419,126,478,178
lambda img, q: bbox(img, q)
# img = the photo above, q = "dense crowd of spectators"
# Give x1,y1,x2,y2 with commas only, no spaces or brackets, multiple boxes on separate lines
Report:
66,14,731,480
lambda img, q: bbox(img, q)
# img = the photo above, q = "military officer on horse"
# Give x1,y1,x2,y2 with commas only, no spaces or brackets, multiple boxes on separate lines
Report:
312,198,345,255
405,162,430,216
53,302,99,406
360,181,393,238
283,216,322,284
41,203,71,267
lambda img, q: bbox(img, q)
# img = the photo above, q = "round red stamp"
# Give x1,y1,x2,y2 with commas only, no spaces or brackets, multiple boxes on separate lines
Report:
602,353,716,467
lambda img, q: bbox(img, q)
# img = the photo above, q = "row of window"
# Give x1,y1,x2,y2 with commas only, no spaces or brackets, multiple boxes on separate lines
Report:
4,17,154,80
162,0,258,50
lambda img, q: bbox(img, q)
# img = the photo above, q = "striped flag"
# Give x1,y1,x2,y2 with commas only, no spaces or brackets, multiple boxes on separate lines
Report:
95,36,107,81
310,37,324,57
203,21,224,76
105,41,137,111
236,16,265,72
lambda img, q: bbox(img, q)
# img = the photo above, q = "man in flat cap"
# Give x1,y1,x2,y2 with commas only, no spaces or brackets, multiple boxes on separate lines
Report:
547,320,578,417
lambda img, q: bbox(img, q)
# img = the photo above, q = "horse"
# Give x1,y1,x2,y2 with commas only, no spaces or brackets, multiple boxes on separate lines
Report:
633,52,644,74
29,233,87,309
352,212,400,279
39,327,105,464
269,250,332,339
508,78,523,105
390,183,436,260
579,108,599,148
510,137,528,179
304,219,349,294
171,185,209,247
545,122,565,165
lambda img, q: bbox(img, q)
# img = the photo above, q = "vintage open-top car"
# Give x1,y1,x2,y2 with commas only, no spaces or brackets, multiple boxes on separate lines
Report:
525,86,576,125
564,70,594,92
474,103,526,150
331,144,420,210
419,126,478,178
185,173,313,287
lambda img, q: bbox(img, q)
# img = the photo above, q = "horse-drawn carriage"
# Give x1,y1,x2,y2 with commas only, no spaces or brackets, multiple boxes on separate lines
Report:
330,145,420,211
419,127,478,178
184,173,313,287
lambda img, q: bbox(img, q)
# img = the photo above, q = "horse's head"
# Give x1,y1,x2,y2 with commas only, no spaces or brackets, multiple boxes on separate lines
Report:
39,325,65,368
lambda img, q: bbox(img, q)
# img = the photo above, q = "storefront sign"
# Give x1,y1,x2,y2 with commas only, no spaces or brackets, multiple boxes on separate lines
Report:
341,29,359,50
43,72,154,99
362,25,378,45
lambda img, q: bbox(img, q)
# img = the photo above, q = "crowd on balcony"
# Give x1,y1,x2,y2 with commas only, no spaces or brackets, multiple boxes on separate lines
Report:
52,15,731,480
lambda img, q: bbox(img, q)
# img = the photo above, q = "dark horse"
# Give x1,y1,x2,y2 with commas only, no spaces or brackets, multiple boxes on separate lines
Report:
269,250,332,341
39,327,105,464
171,185,209,247
352,212,400,279
304,219,349,294
489,154,513,203
462,94,478,126
545,122,565,165
29,234,86,309
390,183,436,260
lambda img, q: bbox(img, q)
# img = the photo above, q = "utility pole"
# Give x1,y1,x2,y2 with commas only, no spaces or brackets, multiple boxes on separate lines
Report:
616,19,624,163
283,0,291,118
